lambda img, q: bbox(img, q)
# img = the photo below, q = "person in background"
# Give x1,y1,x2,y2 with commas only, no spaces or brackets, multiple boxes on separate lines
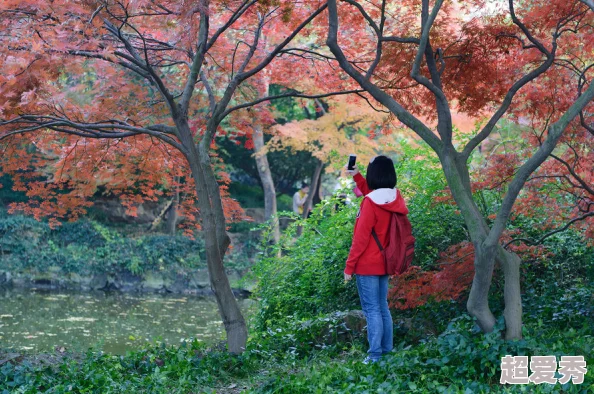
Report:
292,183,309,216
344,155,409,364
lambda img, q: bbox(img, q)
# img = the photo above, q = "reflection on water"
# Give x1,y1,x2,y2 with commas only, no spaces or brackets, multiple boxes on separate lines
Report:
0,288,251,355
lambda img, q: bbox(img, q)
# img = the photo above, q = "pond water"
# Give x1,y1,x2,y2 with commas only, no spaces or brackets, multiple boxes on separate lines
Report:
0,288,252,355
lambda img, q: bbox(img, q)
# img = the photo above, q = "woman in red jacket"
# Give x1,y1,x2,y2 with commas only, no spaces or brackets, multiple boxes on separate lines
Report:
344,155,409,364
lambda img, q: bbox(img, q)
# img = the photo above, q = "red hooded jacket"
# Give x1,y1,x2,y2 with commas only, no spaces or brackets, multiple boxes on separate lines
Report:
344,173,409,276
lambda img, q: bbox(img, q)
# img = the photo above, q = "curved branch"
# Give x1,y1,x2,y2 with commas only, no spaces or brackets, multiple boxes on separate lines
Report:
410,0,444,78
237,4,329,83
381,36,420,44
180,0,209,116
508,0,552,57
206,0,258,51
221,89,364,118
0,116,186,154
326,0,442,153
504,211,594,248
461,0,558,161
550,153,594,196
485,79,594,247
102,18,177,113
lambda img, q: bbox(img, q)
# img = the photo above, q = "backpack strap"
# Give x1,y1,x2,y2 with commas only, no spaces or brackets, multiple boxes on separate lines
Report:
371,228,383,251
363,195,384,252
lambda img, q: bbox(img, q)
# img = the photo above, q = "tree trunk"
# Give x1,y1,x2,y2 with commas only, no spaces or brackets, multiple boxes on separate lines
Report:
303,158,323,218
165,198,178,235
313,166,324,205
436,149,525,339
165,176,180,235
178,120,247,354
253,124,280,243
466,242,497,333
497,246,523,339
440,151,496,332
440,152,523,338
197,149,247,354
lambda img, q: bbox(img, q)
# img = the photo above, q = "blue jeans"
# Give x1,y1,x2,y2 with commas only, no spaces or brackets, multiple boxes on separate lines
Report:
356,274,393,360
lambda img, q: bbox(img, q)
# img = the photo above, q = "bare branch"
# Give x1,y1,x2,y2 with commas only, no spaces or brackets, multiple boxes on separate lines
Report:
508,0,552,56
89,5,104,24
238,4,329,83
381,36,420,44
578,63,594,136
406,0,454,144
102,17,176,112
279,48,339,62
365,0,386,79
411,0,444,79
236,13,266,77
221,89,365,118
179,0,209,115
201,71,216,113
206,0,257,51
504,211,594,248
550,153,594,196
341,0,380,34
0,116,186,154
355,92,390,113
495,32,537,50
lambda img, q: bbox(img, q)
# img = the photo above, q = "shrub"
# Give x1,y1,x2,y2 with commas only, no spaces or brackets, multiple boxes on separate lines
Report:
250,202,361,331
0,215,206,276
0,214,49,256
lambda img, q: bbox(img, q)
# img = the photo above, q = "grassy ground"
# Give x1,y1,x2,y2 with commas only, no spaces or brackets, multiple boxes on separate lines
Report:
2,305,592,393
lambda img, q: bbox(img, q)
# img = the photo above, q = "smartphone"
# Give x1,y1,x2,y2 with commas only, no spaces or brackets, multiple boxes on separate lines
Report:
347,154,357,171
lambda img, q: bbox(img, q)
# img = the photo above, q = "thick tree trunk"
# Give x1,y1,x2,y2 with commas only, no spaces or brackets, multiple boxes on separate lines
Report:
253,125,280,243
197,150,247,354
440,151,497,332
177,120,247,354
441,150,523,339
466,242,497,333
497,246,523,339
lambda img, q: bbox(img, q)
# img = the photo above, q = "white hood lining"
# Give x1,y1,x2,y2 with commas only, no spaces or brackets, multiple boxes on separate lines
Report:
367,188,397,205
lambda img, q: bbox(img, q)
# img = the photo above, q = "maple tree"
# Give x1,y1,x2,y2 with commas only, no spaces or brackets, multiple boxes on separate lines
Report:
264,97,385,217
0,0,360,353
268,96,393,171
326,0,594,339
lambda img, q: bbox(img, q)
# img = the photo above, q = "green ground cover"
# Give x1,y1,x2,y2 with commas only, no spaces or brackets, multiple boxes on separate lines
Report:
1,143,592,393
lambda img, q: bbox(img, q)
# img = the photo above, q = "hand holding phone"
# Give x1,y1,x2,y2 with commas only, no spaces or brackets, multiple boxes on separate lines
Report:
347,154,357,170
345,154,358,176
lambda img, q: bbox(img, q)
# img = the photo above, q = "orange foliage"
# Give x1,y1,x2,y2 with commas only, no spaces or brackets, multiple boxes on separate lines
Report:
0,0,336,229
